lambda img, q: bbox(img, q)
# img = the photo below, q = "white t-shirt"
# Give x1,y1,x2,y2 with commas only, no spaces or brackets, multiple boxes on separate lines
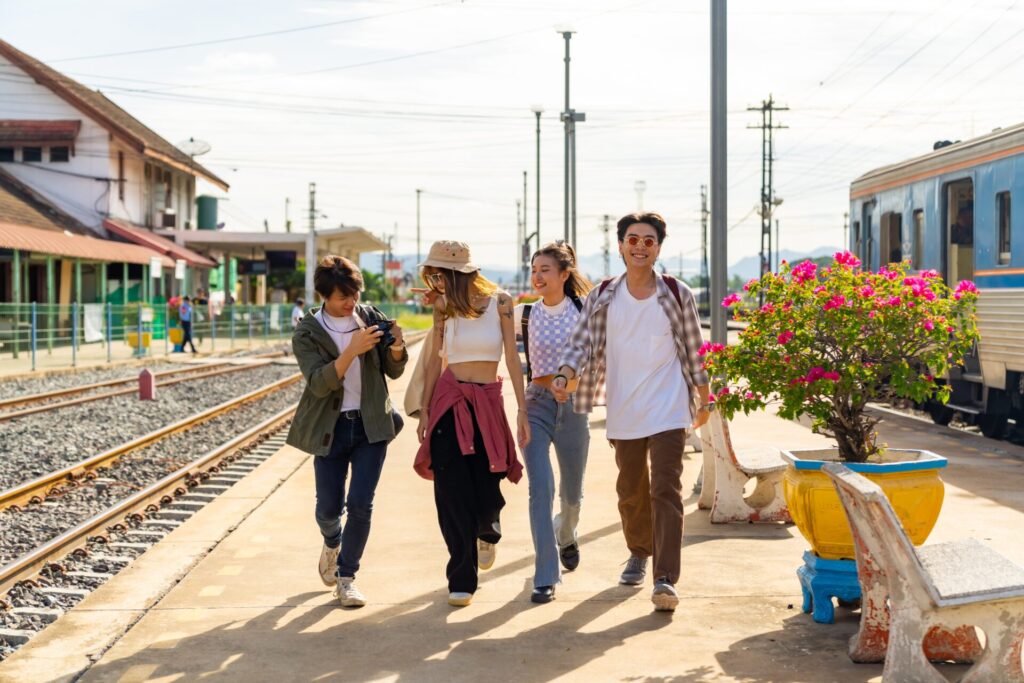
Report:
513,297,569,329
291,305,304,328
316,309,362,412
605,282,691,440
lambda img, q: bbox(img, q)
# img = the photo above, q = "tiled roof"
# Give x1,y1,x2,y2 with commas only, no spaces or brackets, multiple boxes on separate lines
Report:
0,167,91,234
0,221,174,267
0,39,228,191
0,119,81,144
104,218,218,268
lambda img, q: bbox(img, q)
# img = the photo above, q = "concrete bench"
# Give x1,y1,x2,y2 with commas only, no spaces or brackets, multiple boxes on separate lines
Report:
824,462,1024,681
696,411,790,523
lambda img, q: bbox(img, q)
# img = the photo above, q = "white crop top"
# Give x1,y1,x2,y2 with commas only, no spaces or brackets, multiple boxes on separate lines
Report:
444,296,504,363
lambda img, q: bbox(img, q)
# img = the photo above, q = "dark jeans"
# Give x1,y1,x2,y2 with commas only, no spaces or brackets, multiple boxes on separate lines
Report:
180,320,197,353
313,414,388,579
430,406,505,594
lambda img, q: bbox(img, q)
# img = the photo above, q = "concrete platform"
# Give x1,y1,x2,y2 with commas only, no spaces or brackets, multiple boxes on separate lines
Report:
4,341,1024,682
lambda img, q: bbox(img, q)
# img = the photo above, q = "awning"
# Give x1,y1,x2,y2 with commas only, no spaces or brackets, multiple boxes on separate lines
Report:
0,221,173,267
0,120,81,145
104,218,217,268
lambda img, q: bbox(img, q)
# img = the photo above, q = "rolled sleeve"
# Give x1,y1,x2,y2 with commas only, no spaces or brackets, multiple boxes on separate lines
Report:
383,345,408,379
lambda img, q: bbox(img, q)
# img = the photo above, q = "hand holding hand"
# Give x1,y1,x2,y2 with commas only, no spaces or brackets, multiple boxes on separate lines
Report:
551,375,570,403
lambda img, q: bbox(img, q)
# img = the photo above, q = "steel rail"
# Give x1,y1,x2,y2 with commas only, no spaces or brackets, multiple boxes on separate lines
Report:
0,404,297,595
0,372,302,510
0,362,276,423
0,363,234,411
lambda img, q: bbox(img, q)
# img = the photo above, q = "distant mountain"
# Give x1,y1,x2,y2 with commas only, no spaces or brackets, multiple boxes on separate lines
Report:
361,246,843,288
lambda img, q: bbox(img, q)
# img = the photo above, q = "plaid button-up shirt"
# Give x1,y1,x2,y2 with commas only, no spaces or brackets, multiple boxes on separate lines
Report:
559,273,710,416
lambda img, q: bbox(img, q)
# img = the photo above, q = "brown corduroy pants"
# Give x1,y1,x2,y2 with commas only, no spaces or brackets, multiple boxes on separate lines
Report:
612,429,685,584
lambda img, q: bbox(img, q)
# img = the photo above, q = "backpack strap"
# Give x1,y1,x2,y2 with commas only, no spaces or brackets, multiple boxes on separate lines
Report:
521,304,533,382
569,294,583,312
598,277,614,297
662,274,684,310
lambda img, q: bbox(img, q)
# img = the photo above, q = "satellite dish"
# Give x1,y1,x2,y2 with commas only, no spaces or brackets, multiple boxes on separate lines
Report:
177,137,212,157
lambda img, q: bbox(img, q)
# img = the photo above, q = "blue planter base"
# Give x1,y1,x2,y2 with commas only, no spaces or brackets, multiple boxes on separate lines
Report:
173,344,184,352
797,550,861,624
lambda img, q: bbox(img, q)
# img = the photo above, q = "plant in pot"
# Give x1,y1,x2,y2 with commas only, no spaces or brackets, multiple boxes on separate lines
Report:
702,252,978,614
122,302,153,350
167,296,184,349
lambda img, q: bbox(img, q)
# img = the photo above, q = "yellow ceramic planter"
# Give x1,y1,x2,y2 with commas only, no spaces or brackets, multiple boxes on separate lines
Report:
781,448,946,560
126,332,152,349
168,327,184,345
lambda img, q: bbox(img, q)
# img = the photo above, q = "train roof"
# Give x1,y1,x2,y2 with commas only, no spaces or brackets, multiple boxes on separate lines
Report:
850,121,1024,199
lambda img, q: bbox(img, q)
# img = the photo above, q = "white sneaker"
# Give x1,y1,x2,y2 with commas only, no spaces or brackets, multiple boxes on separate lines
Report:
477,540,496,570
318,543,340,586
448,591,473,607
334,577,366,608
652,578,679,612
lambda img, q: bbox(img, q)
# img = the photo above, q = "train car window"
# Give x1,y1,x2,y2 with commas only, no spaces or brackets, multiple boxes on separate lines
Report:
913,210,924,268
881,212,903,265
853,221,861,255
997,191,1011,265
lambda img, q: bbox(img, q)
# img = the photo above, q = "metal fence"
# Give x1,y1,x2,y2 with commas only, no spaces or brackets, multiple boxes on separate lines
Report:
0,302,421,371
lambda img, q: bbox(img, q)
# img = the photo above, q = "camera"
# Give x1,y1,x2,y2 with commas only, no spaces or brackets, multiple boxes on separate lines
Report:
371,320,396,347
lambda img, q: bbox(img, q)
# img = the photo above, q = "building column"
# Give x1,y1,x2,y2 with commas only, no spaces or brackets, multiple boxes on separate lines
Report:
99,262,108,303
46,255,55,351
122,262,129,305
142,264,149,305
74,259,82,304
12,249,20,305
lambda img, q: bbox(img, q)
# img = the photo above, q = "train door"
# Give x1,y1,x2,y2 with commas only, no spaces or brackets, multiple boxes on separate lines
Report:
943,179,974,283
880,212,903,265
861,202,875,267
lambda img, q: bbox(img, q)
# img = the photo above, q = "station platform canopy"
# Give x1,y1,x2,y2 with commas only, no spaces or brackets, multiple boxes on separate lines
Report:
155,226,387,262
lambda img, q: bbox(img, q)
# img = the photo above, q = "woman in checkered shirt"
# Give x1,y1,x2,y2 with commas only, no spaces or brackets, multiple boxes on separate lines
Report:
513,241,593,604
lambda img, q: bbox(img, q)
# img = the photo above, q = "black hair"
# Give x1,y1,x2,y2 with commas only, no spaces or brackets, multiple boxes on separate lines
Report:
616,212,667,244
313,255,363,299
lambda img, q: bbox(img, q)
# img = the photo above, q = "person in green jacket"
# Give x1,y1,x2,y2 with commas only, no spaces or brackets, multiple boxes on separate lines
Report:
286,255,408,608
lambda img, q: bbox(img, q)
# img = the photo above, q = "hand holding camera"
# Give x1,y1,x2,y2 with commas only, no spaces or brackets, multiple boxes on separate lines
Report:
347,326,384,357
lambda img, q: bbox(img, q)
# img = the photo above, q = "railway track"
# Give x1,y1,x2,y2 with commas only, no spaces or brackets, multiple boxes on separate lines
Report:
0,361,278,422
0,404,296,645
0,372,301,512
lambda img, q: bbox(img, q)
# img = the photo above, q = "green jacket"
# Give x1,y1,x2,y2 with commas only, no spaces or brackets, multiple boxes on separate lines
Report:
286,305,408,455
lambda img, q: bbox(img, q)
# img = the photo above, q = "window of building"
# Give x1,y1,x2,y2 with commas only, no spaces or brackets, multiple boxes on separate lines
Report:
998,191,1011,265
913,209,924,268
49,146,70,162
0,148,13,162
22,147,42,162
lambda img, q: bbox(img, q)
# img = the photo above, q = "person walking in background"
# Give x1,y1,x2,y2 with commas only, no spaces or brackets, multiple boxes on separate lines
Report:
287,255,408,609
515,241,593,604
292,297,305,329
414,240,528,608
193,289,208,345
178,295,198,354
553,212,712,612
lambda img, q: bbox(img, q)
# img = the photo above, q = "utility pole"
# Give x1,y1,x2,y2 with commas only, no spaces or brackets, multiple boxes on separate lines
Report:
416,188,422,266
601,214,611,277
748,94,788,301
635,180,647,212
700,184,710,316
304,182,317,305
522,170,528,293
710,0,728,346
843,211,849,249
559,30,585,247
308,183,317,233
775,219,780,271
516,199,523,293
285,197,291,232
531,105,543,250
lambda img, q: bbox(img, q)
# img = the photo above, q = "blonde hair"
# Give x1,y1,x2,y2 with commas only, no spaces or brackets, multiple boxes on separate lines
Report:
422,266,499,319
532,240,593,299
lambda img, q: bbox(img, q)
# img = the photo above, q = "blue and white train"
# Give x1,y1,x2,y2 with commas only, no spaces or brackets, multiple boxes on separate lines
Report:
849,123,1024,438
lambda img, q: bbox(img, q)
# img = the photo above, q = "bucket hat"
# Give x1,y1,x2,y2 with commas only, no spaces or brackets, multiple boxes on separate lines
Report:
417,240,479,273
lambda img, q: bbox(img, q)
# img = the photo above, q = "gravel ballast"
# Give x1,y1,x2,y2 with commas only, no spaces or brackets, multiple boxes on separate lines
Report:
0,364,300,492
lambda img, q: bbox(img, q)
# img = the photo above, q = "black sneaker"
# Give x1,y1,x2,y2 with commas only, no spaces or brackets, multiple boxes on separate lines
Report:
559,542,580,571
531,585,556,604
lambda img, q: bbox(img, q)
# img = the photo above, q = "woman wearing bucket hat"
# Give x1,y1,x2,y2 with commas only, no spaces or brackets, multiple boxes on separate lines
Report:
413,240,529,607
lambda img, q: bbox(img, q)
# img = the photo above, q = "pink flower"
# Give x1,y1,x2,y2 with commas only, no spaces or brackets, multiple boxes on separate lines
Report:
868,310,877,318
946,325,955,333
777,330,794,345
822,371,841,382
744,391,755,399
813,285,826,295
954,280,978,300
822,294,847,311
859,285,875,297
743,278,757,292
722,293,741,307
718,386,731,395
791,260,818,284
923,374,934,381
761,302,775,313
834,251,862,267
922,320,935,331
922,269,940,278
698,341,726,357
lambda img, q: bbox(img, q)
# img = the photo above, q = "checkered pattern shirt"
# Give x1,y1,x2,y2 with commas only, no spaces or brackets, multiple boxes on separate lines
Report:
559,274,709,415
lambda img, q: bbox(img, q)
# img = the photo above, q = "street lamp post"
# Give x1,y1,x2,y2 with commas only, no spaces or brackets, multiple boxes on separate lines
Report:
530,105,543,281
558,29,585,247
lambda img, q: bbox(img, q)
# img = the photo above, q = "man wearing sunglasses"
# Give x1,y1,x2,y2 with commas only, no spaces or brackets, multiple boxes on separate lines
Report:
552,212,711,612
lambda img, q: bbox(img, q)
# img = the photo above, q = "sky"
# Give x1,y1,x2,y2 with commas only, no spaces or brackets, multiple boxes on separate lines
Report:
3,0,1024,275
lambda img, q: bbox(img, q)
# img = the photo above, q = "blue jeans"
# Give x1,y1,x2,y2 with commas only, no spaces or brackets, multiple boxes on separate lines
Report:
313,414,388,579
523,384,590,588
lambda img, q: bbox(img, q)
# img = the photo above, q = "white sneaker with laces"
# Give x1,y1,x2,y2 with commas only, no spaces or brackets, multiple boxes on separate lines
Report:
478,540,496,570
334,577,367,608
318,543,340,586
448,591,473,607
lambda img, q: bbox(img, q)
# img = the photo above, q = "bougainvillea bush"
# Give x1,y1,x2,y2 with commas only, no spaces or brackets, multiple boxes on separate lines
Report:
701,252,979,463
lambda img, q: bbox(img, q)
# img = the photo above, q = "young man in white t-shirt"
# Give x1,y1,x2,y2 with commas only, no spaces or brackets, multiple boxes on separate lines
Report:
553,212,712,612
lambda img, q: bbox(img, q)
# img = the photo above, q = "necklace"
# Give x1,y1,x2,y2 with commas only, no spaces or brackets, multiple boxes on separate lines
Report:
318,309,359,334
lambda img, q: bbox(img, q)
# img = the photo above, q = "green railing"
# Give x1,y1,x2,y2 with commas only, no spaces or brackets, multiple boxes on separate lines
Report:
0,301,422,370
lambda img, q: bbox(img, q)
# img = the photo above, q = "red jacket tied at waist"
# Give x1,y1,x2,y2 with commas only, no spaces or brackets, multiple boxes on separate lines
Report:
414,369,523,483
